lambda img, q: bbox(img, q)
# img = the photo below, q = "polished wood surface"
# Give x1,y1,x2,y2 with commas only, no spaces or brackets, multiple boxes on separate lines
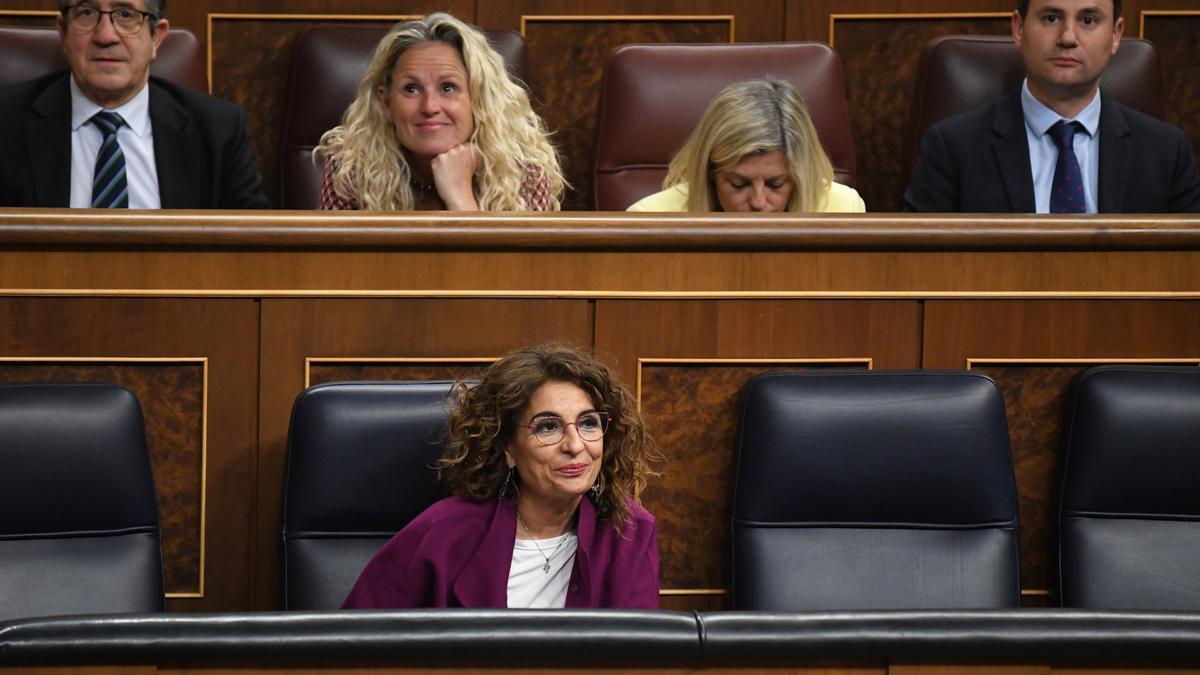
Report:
2,211,1199,611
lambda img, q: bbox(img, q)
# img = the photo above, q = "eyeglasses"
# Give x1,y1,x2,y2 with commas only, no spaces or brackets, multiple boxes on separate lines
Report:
64,3,156,36
523,412,612,446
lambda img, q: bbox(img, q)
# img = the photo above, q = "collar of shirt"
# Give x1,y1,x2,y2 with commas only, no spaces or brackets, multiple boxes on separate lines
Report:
1021,78,1101,138
69,76,153,139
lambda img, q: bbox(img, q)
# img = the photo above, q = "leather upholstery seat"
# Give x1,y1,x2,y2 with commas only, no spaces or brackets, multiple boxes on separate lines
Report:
1059,366,1200,610
279,26,528,209
282,381,456,609
593,43,857,211
0,26,206,90
906,35,1165,173
732,370,1020,610
0,383,164,621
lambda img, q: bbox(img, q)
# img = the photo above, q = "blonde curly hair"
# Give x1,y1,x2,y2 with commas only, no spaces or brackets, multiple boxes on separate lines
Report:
437,344,661,531
664,77,834,212
314,13,564,210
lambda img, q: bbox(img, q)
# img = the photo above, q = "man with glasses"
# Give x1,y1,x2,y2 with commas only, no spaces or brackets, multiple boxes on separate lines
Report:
0,0,269,208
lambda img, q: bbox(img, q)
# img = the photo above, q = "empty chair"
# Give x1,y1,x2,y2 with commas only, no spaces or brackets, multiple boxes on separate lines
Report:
279,25,528,209
0,383,164,621
281,381,455,610
593,43,857,211
905,35,1165,173
1059,366,1200,610
732,370,1020,610
0,26,207,90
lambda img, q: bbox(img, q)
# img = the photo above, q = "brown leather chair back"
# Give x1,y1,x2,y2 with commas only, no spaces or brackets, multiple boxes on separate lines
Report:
0,26,206,91
593,42,857,211
905,35,1165,173
279,25,528,210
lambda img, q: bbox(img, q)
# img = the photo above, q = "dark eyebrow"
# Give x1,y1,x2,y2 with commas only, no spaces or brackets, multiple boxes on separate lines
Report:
527,409,599,423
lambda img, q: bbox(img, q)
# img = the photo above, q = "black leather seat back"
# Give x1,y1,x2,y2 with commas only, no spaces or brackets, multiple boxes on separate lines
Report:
0,383,163,621
282,381,455,610
732,371,1020,610
1060,366,1200,610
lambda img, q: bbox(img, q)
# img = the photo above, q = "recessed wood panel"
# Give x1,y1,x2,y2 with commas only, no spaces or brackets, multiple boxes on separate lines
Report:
924,299,1200,603
522,17,732,210
255,297,592,608
0,360,205,596
0,11,56,28
1142,13,1200,174
833,15,1011,212
208,16,401,208
640,360,870,590
596,299,922,606
0,298,258,611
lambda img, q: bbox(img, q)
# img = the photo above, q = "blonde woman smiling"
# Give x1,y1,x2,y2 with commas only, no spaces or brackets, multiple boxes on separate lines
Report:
628,78,864,213
316,13,564,211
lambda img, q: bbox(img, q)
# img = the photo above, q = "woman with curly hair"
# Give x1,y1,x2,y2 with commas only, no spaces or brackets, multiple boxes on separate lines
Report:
342,344,663,609
315,13,564,211
628,77,864,213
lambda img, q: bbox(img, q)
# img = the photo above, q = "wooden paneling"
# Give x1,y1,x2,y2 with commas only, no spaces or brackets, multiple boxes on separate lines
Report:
308,360,490,387
0,360,205,596
0,298,258,612
254,297,592,608
595,299,922,606
521,16,731,210
924,300,1200,602
1142,12,1200,179
833,14,1011,212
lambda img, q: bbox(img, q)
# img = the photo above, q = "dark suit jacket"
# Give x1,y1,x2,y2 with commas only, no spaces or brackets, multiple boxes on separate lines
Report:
904,90,1200,213
0,72,269,209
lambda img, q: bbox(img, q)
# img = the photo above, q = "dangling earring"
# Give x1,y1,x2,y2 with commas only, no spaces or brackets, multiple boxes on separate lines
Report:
590,480,601,498
498,467,513,501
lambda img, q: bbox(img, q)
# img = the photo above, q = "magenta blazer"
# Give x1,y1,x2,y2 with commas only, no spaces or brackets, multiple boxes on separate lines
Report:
341,495,660,609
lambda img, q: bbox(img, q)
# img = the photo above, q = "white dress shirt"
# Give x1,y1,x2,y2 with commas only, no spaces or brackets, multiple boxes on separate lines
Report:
69,77,161,209
1021,79,1101,214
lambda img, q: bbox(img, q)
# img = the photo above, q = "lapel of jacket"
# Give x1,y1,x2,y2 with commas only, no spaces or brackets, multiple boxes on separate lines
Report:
27,75,73,207
148,80,203,208
991,91,1036,213
450,497,517,607
1096,93,1130,213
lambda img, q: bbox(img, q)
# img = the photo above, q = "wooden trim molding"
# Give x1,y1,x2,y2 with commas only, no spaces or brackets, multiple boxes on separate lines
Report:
519,15,735,43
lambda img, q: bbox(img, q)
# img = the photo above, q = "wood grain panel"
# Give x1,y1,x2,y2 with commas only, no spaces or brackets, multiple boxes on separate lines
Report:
522,17,731,210
0,298,258,612
595,299,922,607
924,299,1200,603
0,361,204,596
255,297,591,608
833,15,1011,212
0,11,57,28
1142,13,1200,175
208,16,400,208
640,360,870,591
308,361,490,387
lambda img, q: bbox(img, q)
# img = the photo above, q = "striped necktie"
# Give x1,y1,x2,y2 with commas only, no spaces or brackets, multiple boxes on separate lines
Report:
90,111,129,208
1048,120,1085,214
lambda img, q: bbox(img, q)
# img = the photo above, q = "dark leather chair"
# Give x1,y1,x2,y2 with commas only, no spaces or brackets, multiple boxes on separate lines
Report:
732,370,1020,610
1059,366,1200,610
282,381,456,610
279,26,529,209
0,383,164,621
905,35,1165,172
0,26,207,91
593,43,857,211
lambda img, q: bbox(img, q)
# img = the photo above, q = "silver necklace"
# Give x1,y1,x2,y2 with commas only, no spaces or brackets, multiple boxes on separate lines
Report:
517,513,567,573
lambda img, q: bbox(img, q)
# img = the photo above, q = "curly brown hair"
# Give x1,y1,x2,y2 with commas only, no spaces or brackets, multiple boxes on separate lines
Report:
437,344,660,529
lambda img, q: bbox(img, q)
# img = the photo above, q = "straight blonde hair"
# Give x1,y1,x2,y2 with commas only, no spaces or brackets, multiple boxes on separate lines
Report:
663,78,834,212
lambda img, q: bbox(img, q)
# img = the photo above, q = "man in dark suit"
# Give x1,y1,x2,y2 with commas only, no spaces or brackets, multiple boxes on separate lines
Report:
905,0,1200,213
0,0,269,209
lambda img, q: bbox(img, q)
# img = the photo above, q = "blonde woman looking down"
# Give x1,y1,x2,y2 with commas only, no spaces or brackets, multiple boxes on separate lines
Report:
627,78,864,213
315,14,564,211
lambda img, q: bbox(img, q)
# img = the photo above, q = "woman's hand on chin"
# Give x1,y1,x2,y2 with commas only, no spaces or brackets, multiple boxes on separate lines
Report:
431,143,480,211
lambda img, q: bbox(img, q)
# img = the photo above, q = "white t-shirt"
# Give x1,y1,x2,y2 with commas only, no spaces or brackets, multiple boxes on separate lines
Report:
506,532,578,608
